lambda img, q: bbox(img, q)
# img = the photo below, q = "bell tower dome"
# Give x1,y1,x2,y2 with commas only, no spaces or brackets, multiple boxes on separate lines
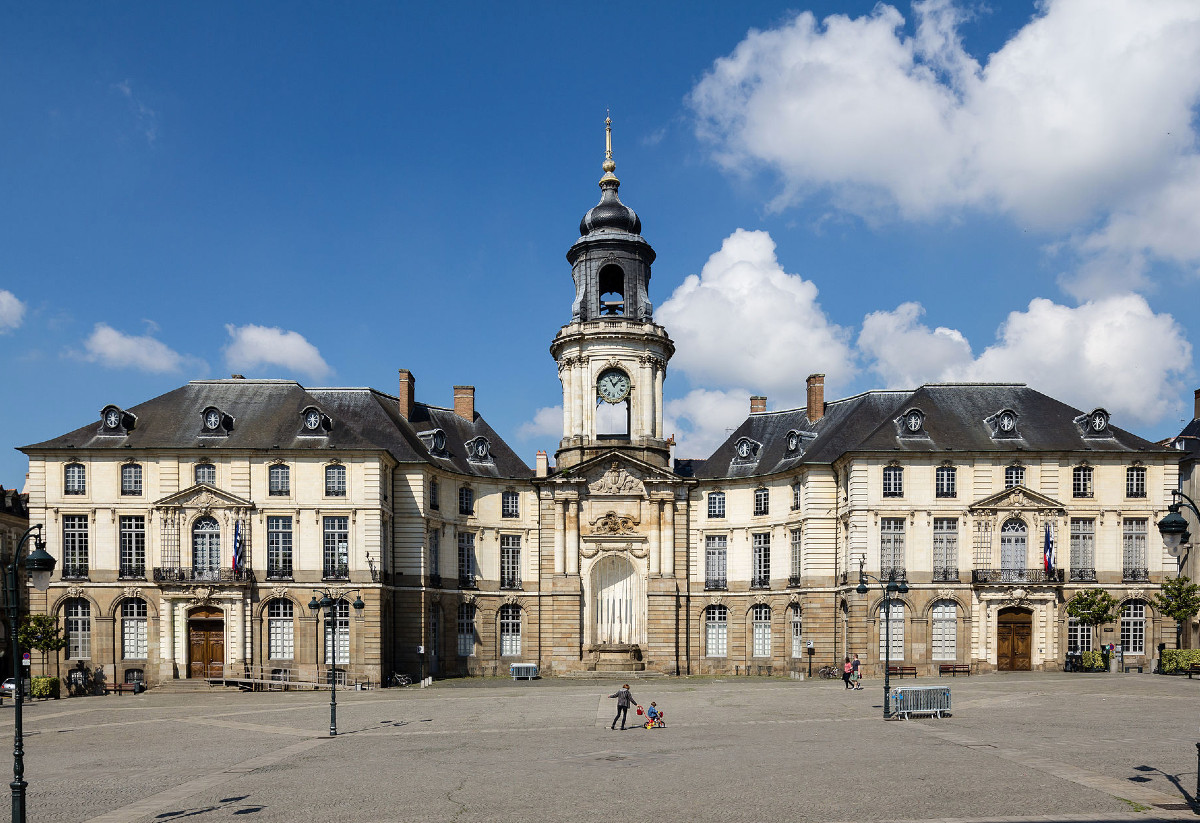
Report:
551,117,674,469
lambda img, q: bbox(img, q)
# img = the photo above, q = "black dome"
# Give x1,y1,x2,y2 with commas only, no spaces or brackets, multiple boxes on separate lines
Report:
579,182,641,236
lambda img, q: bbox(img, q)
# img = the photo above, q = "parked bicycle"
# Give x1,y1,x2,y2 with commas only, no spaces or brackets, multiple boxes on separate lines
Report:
817,664,839,680
388,672,412,687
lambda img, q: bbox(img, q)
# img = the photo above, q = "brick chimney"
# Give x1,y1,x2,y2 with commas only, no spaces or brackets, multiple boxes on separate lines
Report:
398,369,415,419
750,395,767,414
454,386,475,421
536,450,549,477
806,373,825,422
1194,387,1200,420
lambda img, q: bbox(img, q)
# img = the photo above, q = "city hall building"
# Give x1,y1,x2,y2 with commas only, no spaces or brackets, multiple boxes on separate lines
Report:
19,131,1182,688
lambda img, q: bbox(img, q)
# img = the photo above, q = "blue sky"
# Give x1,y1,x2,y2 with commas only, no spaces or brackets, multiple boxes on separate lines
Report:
3,0,1200,486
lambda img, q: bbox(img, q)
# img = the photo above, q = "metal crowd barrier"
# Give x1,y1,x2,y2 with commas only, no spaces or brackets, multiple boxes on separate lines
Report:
509,663,539,680
890,686,952,719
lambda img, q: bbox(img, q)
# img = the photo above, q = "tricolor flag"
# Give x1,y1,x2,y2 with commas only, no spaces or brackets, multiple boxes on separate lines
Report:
232,520,244,572
1043,523,1055,573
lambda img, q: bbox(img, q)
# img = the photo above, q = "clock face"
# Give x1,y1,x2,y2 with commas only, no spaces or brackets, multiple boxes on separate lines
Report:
204,410,221,430
999,413,1015,432
432,431,446,452
787,434,799,451
475,440,490,459
597,369,631,403
305,410,322,430
1091,413,1106,431
105,410,121,429
737,440,751,458
906,412,922,432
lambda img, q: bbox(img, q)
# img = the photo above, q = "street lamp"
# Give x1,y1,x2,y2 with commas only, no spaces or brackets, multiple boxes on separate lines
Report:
1157,490,1197,560
6,524,55,823
308,588,365,737
856,556,908,720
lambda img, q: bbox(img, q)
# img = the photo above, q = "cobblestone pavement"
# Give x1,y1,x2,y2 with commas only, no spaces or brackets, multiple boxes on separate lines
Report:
0,671,1194,822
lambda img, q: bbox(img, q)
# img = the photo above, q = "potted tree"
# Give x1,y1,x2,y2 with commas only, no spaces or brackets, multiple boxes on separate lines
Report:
1152,576,1200,672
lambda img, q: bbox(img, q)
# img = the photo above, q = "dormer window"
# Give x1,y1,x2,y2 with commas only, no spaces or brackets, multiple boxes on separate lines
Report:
465,437,492,463
733,437,761,464
988,408,1019,438
200,406,231,435
900,408,925,436
100,405,133,434
300,407,330,434
1078,408,1111,437
420,429,449,456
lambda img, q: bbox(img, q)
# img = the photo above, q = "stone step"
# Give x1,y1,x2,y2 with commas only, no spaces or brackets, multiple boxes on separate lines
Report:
152,679,225,692
560,670,667,679
594,661,645,672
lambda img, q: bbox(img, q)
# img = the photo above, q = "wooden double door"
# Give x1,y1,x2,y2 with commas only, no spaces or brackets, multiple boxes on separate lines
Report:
188,607,224,679
997,608,1032,671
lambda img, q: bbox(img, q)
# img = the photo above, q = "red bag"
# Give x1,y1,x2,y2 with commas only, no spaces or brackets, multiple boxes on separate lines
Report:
636,707,644,715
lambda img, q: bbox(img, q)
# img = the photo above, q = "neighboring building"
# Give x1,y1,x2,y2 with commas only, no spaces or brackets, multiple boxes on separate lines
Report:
0,485,31,672
16,125,1184,685
1166,388,1200,649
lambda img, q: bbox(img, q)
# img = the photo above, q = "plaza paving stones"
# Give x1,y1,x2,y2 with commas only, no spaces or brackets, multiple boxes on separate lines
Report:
0,672,1191,822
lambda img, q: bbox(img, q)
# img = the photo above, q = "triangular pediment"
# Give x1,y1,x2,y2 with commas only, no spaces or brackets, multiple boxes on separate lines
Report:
968,485,1065,513
153,483,255,510
548,450,684,495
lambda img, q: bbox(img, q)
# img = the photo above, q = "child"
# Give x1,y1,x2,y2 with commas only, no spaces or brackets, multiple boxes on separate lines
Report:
643,701,665,728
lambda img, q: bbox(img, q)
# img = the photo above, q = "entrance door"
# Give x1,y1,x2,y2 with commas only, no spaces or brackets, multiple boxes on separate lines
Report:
997,608,1032,671
188,607,224,679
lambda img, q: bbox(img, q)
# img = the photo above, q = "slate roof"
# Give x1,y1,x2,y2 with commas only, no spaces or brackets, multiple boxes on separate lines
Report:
1168,415,1200,460
20,380,532,480
687,383,1171,480
0,487,27,520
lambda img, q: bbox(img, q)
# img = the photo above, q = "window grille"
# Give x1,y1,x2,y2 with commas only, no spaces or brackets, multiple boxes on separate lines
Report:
119,516,145,579
707,492,725,518
458,531,476,587
66,599,90,659
267,516,293,579
500,534,521,589
753,487,769,516
1004,466,1025,488
268,599,294,659
752,532,770,587
704,535,727,589
932,518,956,578
1120,601,1145,655
501,491,520,518
269,464,290,496
62,515,89,578
935,466,956,498
1126,466,1146,498
790,607,802,658
121,463,142,496
121,599,147,659
323,516,349,579
457,603,476,657
705,605,727,657
194,463,215,486
64,463,86,495
323,600,350,665
499,604,521,656
1067,618,1092,653
879,602,904,661
752,604,771,657
1069,519,1095,579
882,466,903,498
790,528,802,580
325,464,347,496
459,487,474,515
1122,519,1147,579
880,518,905,578
1072,466,1093,498
930,600,956,661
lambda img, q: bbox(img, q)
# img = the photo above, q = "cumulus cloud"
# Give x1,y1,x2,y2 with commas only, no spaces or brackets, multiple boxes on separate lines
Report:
223,324,331,380
81,323,190,373
0,290,25,332
517,405,562,440
665,388,753,460
859,295,1191,425
658,229,856,405
689,0,1200,288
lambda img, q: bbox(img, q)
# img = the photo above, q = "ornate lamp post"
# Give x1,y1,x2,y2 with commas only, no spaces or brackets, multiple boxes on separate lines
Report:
308,588,364,737
5,524,55,823
856,557,908,720
1157,490,1197,561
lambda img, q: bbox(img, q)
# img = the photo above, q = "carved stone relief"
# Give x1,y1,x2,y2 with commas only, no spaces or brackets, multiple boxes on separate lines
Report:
580,542,648,559
589,463,645,495
589,510,639,535
122,587,142,599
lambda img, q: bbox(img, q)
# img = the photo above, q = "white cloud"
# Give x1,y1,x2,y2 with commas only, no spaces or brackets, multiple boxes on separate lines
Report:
81,323,189,373
665,388,752,460
859,295,1192,425
223,324,331,380
113,79,158,144
517,405,562,440
689,0,1200,286
0,290,25,332
658,229,856,405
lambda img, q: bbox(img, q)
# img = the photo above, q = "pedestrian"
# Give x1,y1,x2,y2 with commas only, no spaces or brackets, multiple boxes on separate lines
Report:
852,653,863,690
609,683,637,730
842,656,853,689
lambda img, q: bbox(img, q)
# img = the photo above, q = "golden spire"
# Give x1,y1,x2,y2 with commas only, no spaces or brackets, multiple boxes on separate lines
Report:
601,112,619,185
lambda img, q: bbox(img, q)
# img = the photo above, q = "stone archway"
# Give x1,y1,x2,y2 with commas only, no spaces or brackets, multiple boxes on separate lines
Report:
590,554,642,645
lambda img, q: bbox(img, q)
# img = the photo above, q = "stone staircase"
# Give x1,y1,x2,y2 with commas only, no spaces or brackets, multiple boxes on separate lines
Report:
152,678,226,693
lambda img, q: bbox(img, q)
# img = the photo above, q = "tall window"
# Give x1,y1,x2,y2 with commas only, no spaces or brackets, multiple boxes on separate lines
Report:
325,464,347,496
880,518,905,578
1120,601,1145,655
194,463,216,486
704,535,727,589
66,599,91,659
457,603,476,657
792,484,801,510
705,604,728,657
428,529,440,577
1126,466,1146,498
324,599,350,665
64,463,86,495
930,600,956,661
323,516,349,579
267,516,293,579
268,600,294,659
882,466,903,498
790,606,803,658
707,492,725,518
430,478,440,510
879,602,904,661
1072,465,1093,498
1004,465,1025,488
121,599,147,659
1067,618,1092,652
500,534,521,589
269,464,290,496
1069,518,1095,580
789,528,802,582
192,516,221,579
1122,519,1148,579
752,604,771,657
499,604,521,656
121,463,142,496
501,491,520,518
119,515,145,578
751,533,770,588
63,515,89,578
935,466,956,498
932,518,957,580
753,487,769,516
458,531,476,587
459,487,474,515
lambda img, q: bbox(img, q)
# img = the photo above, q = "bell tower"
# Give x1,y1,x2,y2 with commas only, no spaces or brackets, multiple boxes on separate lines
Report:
551,118,674,469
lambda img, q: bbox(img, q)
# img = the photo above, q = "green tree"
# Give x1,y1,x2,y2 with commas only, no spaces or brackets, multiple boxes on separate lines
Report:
1065,589,1120,652
1152,576,1200,649
17,614,66,670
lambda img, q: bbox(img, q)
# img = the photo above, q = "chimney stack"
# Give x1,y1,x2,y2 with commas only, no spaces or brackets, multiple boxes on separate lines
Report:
536,450,549,477
806,373,825,422
1194,387,1200,420
398,369,415,419
750,395,767,414
454,386,476,421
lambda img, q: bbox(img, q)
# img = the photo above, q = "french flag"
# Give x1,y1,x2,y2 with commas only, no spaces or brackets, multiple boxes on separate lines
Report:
232,521,243,572
1043,523,1055,573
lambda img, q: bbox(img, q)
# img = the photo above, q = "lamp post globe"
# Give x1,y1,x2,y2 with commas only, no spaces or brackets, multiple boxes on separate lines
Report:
1157,507,1190,554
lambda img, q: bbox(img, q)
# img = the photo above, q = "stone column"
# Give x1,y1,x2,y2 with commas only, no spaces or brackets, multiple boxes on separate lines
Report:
230,599,242,669
662,499,676,576
640,358,654,438
573,360,587,439
647,501,661,577
561,363,573,438
161,597,175,679
566,501,580,577
654,366,664,438
175,605,188,676
554,500,566,575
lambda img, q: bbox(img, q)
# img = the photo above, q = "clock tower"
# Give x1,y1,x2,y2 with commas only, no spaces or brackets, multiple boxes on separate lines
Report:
551,118,674,469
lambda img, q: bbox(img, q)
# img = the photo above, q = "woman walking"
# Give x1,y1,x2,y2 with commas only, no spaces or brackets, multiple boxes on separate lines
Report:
842,657,854,689
609,683,638,730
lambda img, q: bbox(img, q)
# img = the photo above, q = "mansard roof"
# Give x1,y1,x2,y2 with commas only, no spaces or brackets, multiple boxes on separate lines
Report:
21,379,532,480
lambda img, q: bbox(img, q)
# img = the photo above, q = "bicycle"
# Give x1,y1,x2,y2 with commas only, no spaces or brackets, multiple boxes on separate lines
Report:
388,672,411,688
817,665,840,680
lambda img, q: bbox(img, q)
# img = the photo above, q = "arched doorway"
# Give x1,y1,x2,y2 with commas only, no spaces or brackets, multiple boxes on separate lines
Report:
997,607,1032,671
590,554,642,645
188,606,224,679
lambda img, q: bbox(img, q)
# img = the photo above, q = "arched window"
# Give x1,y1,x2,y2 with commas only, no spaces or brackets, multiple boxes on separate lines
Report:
931,600,957,661
194,463,216,486
752,604,771,657
790,606,803,658
882,466,903,497
192,516,221,580
457,603,476,657
121,599,147,659
705,604,727,657
268,600,294,659
1120,601,1145,655
879,602,904,662
325,464,347,497
66,599,91,659
1000,518,1027,579
269,464,290,496
121,463,142,496
1004,465,1025,488
598,263,625,316
499,604,521,657
324,599,350,666
64,462,86,495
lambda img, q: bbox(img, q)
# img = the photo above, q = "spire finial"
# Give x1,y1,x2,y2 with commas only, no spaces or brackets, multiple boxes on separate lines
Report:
601,112,618,182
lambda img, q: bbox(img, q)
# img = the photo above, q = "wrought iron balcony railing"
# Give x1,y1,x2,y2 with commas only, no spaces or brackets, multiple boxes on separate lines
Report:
118,563,146,580
1069,568,1097,582
266,564,293,580
428,573,442,588
322,564,349,581
61,564,89,580
1123,567,1150,582
153,567,252,584
704,578,727,591
787,574,802,588
750,576,770,589
500,576,522,590
881,568,908,583
972,568,1065,584
460,575,478,590
932,567,959,582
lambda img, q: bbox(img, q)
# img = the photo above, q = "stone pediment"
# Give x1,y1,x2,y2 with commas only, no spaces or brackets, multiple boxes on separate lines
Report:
968,485,1065,514
589,462,646,496
154,484,255,511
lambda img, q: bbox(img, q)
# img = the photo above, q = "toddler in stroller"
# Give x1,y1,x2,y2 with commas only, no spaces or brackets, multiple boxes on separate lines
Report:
641,701,666,729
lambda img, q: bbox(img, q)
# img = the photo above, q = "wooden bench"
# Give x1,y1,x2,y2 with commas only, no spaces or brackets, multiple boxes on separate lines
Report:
888,665,917,678
107,683,141,695
1187,665,1200,679
939,664,971,677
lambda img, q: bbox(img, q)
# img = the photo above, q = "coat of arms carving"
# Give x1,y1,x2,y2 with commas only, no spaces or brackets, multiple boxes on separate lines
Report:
590,510,639,535
589,463,644,495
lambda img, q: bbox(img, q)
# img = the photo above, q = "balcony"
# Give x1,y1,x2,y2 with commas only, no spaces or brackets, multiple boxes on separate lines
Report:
1123,567,1150,583
704,578,727,591
153,567,251,584
972,568,1065,585
750,576,770,590
881,568,908,584
460,575,478,590
118,563,146,580
1069,568,1097,583
933,567,959,582
500,576,522,590
787,574,802,588
429,573,442,589
266,564,293,581
322,564,349,581
61,564,89,580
